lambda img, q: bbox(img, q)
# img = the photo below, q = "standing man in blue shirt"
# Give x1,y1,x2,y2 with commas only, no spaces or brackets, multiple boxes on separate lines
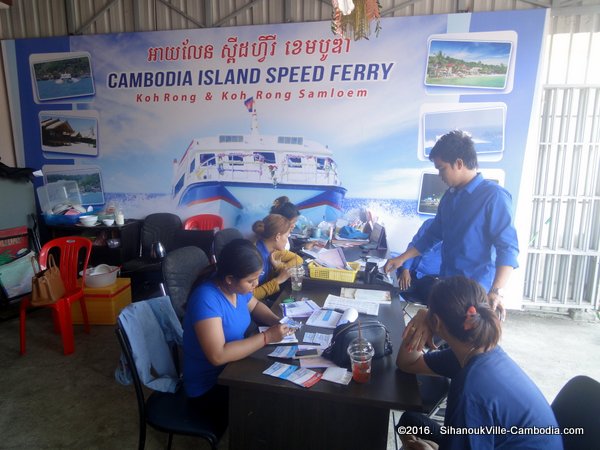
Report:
386,130,519,316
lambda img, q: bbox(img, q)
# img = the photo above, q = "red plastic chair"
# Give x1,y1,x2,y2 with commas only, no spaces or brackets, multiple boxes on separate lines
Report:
19,236,92,355
184,214,224,231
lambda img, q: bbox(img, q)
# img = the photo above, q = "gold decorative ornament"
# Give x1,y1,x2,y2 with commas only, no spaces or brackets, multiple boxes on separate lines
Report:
331,0,382,41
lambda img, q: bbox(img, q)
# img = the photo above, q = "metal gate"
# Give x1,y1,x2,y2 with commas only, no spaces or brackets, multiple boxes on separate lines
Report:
525,86,600,309
524,16,600,310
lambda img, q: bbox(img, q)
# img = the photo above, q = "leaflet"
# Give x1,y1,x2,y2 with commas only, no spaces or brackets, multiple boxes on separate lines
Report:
263,362,322,388
258,326,298,344
281,299,320,318
305,309,343,329
267,345,322,359
267,345,298,359
340,288,391,304
321,367,353,385
323,294,380,316
302,331,333,347
299,356,338,369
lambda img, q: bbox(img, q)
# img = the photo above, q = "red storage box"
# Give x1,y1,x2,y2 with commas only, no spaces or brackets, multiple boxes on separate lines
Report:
0,226,29,262
71,277,132,325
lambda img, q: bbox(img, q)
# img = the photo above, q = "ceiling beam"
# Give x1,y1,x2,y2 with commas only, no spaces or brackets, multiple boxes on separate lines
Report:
157,0,205,28
204,0,213,28
520,0,551,8
214,0,263,27
381,0,423,17
73,0,120,35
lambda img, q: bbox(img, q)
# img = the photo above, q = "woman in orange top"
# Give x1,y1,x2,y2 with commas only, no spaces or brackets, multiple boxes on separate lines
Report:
252,214,303,302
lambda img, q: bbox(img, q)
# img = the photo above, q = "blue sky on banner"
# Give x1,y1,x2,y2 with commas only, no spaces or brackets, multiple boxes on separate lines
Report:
7,9,546,248
69,16,448,196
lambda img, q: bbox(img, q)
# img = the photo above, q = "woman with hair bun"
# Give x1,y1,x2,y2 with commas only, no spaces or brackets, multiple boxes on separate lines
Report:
270,196,301,250
396,276,562,450
270,196,300,228
252,213,303,302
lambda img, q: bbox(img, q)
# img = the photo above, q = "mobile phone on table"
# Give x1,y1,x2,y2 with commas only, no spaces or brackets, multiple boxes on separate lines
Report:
295,348,319,358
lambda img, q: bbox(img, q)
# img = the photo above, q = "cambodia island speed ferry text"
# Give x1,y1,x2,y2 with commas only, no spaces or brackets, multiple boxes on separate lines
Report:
171,100,346,227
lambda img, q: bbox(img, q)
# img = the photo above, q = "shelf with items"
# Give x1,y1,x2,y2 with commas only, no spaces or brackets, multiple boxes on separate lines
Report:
46,219,141,267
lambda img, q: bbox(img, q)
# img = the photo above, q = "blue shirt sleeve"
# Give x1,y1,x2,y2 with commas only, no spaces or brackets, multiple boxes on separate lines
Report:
414,211,444,255
401,219,436,271
485,188,519,269
187,281,223,323
255,240,271,284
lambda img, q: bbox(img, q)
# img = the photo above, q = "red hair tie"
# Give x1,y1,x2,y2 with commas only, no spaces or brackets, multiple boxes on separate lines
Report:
463,305,479,330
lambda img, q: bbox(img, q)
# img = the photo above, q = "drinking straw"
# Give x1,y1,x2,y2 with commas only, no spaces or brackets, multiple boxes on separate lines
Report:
357,320,366,362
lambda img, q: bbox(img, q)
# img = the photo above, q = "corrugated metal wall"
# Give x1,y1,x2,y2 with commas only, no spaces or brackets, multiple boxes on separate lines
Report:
0,0,578,39
1,1,599,49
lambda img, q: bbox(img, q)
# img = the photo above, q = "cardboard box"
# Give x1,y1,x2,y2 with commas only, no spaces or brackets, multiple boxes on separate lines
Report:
72,277,131,325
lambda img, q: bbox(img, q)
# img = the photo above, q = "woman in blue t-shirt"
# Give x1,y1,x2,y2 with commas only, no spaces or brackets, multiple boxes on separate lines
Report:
182,238,290,430
396,276,563,450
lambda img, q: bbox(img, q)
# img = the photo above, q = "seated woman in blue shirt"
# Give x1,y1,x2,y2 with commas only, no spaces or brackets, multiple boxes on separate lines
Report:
270,195,300,231
183,238,290,430
252,214,303,302
399,218,442,304
397,276,563,450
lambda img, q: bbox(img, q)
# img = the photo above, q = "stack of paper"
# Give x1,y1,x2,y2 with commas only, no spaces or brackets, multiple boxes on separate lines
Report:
340,288,392,304
305,309,343,329
323,294,380,316
281,299,320,318
263,362,322,388
267,345,322,359
314,247,351,270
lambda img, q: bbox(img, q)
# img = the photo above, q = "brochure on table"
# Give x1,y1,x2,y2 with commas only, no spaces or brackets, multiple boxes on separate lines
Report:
281,299,320,318
267,345,322,359
258,326,298,344
340,288,392,304
263,362,322,388
323,294,380,316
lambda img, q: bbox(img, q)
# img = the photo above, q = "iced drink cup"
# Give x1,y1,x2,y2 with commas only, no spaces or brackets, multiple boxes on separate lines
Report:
347,339,375,383
288,266,305,291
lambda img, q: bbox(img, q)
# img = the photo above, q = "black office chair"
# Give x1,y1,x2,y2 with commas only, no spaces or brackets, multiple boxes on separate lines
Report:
115,309,225,450
212,228,243,263
551,375,600,450
162,246,212,322
120,213,183,295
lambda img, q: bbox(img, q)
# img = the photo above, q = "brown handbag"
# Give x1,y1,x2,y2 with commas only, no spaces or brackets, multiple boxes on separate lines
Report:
31,254,66,306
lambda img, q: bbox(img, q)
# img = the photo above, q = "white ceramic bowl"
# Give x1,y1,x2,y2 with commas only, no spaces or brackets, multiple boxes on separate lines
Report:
102,218,115,226
81,264,119,288
79,215,98,226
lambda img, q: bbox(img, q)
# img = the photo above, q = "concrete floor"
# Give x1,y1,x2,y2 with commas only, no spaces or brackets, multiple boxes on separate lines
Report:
0,302,598,449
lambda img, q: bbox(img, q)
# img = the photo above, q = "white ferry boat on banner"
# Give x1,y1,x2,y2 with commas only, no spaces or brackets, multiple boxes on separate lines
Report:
55,73,79,84
171,103,346,227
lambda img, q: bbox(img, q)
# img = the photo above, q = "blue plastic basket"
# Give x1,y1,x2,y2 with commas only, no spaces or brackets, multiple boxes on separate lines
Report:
43,212,98,226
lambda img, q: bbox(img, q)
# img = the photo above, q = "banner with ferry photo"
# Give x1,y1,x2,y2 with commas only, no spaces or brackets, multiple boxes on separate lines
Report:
2,9,546,252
